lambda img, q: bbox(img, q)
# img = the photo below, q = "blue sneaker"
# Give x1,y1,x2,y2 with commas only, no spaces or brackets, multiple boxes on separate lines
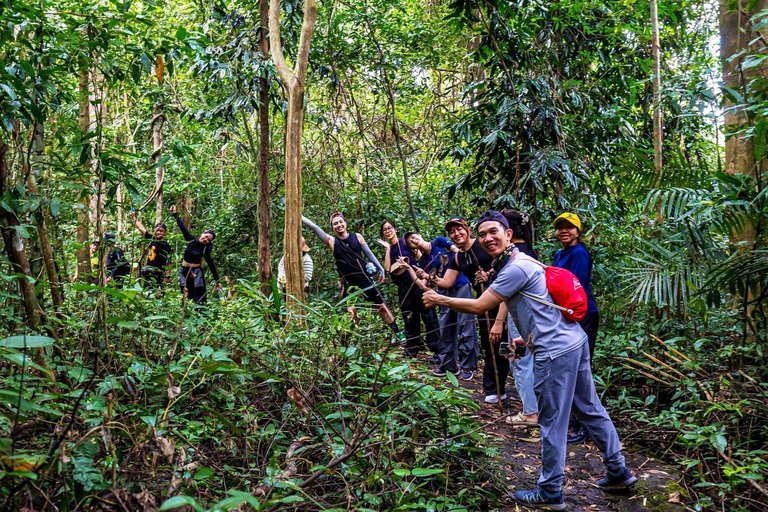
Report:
510,487,566,510
597,466,638,491
457,370,474,381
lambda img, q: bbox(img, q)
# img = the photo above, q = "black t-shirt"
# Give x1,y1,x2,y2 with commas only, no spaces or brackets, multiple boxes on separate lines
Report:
333,232,371,284
143,231,171,269
448,238,494,295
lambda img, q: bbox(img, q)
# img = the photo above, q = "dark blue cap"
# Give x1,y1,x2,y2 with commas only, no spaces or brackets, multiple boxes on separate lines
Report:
476,210,509,230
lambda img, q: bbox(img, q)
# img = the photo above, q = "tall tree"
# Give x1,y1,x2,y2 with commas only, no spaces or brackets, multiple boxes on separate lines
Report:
258,0,272,295
269,0,318,311
29,122,63,309
75,65,92,281
719,0,768,244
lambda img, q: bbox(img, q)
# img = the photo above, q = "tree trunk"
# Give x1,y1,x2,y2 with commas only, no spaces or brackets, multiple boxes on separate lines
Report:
720,0,768,323
270,0,317,314
29,122,63,309
651,0,664,227
151,105,166,225
75,66,92,280
0,137,43,330
258,0,272,295
720,0,768,234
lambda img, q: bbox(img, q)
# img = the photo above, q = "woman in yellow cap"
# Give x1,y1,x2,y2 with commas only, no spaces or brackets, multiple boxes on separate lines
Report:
553,212,599,445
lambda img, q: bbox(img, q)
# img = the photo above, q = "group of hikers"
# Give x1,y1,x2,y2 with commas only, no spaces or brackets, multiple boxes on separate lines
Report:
301,209,637,510
78,206,222,304
83,204,636,509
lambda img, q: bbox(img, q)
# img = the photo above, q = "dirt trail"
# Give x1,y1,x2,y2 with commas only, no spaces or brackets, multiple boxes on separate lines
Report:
457,369,686,511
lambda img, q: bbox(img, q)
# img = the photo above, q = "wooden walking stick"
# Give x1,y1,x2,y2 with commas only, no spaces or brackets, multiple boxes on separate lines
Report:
467,247,504,415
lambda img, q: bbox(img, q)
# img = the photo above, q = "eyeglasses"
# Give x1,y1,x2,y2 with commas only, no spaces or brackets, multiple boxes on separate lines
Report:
382,226,394,232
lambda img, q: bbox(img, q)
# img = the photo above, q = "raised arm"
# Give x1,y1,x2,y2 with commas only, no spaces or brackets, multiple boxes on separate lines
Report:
358,234,385,281
170,205,194,242
302,215,333,250
129,210,149,238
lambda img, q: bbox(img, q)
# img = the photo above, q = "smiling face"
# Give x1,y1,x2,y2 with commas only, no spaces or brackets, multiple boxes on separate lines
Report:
90,242,100,255
555,221,580,248
199,232,214,244
405,233,424,251
154,225,167,240
331,215,347,236
446,224,470,248
381,221,397,243
477,221,512,258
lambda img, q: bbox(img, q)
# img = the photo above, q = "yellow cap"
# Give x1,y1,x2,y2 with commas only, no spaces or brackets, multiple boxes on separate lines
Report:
553,213,582,231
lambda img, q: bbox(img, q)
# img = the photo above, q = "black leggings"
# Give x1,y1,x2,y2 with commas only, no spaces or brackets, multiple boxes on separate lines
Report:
579,311,600,359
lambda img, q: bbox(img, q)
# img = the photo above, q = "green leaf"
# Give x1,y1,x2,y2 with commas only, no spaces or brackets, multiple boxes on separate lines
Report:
0,335,55,349
159,495,204,511
411,467,443,477
193,467,214,481
49,199,60,217
446,370,459,387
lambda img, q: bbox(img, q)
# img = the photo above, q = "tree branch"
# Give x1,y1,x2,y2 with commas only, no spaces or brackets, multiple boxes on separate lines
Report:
269,0,294,87
294,0,318,84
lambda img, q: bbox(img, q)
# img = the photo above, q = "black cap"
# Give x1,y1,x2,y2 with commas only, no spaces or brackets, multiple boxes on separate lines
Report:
103,232,116,242
476,210,509,230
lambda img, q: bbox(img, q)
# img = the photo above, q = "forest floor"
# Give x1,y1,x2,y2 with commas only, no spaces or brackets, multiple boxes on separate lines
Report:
418,355,687,511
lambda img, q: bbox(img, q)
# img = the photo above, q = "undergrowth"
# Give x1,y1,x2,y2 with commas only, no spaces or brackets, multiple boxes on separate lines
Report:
0,281,499,511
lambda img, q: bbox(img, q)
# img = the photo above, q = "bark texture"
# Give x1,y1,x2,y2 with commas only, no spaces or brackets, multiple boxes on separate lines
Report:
269,0,318,313
75,66,92,280
30,122,63,309
258,0,272,295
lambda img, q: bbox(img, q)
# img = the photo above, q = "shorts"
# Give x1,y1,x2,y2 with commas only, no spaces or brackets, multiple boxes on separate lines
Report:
341,274,385,306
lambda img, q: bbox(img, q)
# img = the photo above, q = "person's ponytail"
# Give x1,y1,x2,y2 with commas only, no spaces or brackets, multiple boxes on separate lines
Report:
502,209,534,247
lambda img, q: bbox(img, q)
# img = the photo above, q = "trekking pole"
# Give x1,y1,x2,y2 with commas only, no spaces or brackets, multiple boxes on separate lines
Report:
478,280,504,416
465,244,504,415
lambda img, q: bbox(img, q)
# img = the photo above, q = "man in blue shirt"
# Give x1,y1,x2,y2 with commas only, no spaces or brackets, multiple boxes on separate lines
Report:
405,232,478,379
422,211,636,510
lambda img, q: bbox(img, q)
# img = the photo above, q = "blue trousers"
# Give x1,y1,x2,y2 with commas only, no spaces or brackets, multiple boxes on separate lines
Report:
435,284,478,372
535,342,625,492
508,313,538,415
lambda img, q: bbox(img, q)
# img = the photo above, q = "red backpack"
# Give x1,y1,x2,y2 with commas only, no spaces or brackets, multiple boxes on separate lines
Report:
514,254,588,322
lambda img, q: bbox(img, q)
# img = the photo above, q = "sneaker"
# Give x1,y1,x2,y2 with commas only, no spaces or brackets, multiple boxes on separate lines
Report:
431,368,447,377
484,393,508,404
499,341,512,356
457,370,474,381
393,331,407,345
597,467,638,491
510,487,565,510
567,426,588,445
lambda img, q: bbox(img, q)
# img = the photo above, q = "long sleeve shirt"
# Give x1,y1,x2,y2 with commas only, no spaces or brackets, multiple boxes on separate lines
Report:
552,242,598,313
173,213,220,282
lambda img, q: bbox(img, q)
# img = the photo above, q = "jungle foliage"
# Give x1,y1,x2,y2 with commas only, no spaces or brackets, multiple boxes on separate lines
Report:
1,0,768,510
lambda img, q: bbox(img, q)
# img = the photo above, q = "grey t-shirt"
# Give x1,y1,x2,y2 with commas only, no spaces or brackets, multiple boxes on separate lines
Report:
488,251,586,360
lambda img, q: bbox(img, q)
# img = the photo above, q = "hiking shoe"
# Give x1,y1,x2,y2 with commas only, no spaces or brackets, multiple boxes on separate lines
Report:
567,426,588,445
431,368,447,377
510,487,565,510
499,341,512,356
457,370,474,381
484,393,508,404
597,467,638,491
393,331,407,345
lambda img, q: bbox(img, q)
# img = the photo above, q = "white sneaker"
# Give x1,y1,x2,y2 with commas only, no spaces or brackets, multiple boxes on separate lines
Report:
484,393,507,404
